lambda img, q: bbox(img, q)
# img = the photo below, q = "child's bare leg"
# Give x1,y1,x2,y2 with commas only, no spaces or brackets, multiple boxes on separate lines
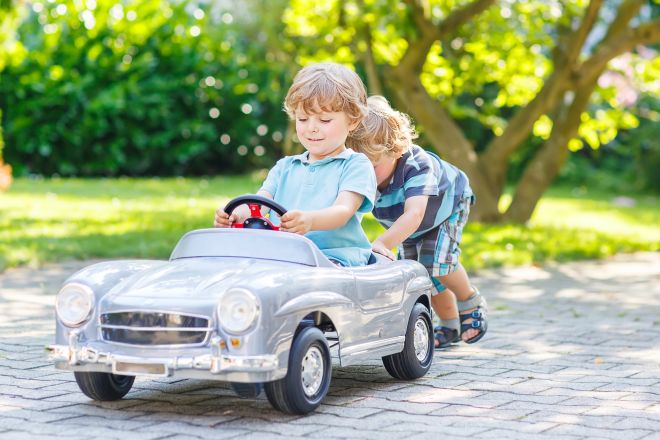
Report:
436,263,481,342
429,286,460,348
431,289,458,321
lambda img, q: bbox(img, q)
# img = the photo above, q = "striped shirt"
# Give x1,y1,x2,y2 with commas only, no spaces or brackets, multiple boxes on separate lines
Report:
373,145,471,240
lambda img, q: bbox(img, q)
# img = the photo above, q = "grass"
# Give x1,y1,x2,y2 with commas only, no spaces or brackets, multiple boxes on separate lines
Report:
0,176,658,272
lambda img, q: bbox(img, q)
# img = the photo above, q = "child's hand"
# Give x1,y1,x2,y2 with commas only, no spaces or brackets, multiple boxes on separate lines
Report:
372,240,396,260
280,210,312,235
214,205,251,228
214,209,237,228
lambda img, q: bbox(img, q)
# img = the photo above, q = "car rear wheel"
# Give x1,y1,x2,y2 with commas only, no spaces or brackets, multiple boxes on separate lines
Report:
264,326,331,414
74,371,135,401
382,303,433,380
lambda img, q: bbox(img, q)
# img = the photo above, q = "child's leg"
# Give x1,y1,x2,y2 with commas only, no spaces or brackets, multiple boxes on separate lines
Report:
436,265,483,342
431,288,458,319
430,193,487,343
429,279,460,348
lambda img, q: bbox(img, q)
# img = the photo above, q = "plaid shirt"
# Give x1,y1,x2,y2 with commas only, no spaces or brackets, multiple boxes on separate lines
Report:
373,145,470,240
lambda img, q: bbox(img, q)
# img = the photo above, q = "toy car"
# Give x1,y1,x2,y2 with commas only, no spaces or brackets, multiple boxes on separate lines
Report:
47,195,435,414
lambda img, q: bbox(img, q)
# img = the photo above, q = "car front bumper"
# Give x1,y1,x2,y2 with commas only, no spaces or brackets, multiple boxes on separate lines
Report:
46,330,281,383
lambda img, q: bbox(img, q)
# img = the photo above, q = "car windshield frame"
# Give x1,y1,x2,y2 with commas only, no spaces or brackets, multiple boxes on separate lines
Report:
169,229,328,267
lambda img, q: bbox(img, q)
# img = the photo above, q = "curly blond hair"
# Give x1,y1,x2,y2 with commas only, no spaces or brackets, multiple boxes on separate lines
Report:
347,95,417,161
284,63,368,126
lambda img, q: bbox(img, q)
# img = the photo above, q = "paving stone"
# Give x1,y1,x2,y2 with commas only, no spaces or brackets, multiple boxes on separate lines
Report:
315,404,383,418
227,434,311,440
496,400,599,415
520,411,625,429
427,405,536,420
130,412,240,427
466,429,586,440
0,407,83,424
544,424,653,439
218,416,322,436
134,421,248,439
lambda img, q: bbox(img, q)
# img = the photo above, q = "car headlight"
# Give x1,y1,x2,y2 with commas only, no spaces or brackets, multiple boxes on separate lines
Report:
56,283,95,327
218,288,260,334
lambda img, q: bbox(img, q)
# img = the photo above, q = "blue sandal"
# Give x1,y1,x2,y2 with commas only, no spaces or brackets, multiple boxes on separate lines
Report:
434,326,460,349
457,287,488,344
459,309,488,344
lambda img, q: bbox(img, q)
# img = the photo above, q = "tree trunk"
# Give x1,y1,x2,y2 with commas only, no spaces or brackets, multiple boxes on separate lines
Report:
504,84,597,223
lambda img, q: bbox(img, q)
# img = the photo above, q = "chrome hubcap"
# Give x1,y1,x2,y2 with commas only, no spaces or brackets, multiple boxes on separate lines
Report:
301,346,324,397
413,318,429,361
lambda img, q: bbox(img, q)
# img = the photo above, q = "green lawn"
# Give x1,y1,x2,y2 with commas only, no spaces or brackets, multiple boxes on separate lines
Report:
0,176,658,272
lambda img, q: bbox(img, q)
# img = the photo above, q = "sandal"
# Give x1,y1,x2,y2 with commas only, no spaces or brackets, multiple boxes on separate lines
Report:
434,326,460,349
457,287,488,344
459,309,488,344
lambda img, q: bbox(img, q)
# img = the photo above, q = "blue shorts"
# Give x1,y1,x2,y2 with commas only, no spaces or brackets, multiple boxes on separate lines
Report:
399,194,473,294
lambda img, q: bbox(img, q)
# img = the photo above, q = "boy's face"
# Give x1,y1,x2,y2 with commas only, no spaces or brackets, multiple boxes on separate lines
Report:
372,153,398,189
295,108,357,161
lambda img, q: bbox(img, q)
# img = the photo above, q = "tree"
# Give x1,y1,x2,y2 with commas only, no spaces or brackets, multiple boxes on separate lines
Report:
0,0,23,190
284,0,660,222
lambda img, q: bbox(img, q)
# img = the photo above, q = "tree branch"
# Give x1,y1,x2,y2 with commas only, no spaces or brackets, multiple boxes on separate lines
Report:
402,0,435,34
434,0,496,39
355,0,383,95
361,27,383,95
563,0,603,62
577,18,660,88
397,0,495,74
480,0,605,187
599,0,644,46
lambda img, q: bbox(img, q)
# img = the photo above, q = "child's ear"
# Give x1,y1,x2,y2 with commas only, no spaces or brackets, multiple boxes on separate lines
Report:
348,119,360,132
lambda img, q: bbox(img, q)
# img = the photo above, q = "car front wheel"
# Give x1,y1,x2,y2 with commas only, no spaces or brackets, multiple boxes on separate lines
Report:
74,371,135,401
264,326,331,414
382,303,433,380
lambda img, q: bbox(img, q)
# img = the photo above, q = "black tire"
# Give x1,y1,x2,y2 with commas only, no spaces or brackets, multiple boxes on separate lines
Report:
264,326,331,414
230,382,263,398
74,371,135,401
382,303,433,380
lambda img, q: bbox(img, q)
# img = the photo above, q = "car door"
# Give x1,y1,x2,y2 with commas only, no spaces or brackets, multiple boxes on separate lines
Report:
342,264,407,349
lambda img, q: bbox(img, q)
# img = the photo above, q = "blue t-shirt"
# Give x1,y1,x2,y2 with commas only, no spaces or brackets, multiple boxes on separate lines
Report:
373,145,472,240
260,148,376,266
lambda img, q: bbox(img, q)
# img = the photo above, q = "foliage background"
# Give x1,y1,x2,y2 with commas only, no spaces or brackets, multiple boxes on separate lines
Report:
1,0,291,176
0,0,657,193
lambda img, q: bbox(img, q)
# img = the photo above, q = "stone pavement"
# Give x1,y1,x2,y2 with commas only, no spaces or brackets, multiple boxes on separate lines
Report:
0,253,658,439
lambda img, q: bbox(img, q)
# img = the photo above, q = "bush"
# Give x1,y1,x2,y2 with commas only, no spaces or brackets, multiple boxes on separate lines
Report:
0,0,290,177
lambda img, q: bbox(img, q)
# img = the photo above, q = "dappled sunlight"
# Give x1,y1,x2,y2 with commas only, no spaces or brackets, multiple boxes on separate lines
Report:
0,399,20,411
406,388,481,403
498,287,545,301
534,197,660,242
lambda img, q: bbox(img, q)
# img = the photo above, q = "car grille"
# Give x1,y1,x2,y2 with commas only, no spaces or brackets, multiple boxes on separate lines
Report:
100,312,212,346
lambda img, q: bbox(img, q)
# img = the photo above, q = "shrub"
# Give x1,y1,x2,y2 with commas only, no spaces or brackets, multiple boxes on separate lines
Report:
0,0,290,177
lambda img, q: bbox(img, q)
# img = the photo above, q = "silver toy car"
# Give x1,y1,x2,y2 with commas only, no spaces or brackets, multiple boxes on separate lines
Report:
48,195,435,414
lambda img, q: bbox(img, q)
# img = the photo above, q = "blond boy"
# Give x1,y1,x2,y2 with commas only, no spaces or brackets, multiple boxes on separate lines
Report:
215,63,376,266
348,96,487,346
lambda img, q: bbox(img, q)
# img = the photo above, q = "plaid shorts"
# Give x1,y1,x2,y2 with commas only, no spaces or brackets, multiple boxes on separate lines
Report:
399,194,473,294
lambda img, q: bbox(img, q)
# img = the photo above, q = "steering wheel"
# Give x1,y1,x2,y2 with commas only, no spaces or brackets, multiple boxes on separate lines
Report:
224,194,288,231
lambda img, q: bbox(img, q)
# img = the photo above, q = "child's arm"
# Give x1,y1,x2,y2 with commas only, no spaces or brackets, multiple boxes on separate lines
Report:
372,195,428,259
279,191,363,235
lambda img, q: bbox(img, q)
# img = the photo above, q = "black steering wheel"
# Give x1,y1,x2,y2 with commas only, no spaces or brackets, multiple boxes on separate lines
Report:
224,194,288,231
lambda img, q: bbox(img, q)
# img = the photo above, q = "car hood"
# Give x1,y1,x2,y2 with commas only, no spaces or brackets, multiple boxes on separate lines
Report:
100,258,297,310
